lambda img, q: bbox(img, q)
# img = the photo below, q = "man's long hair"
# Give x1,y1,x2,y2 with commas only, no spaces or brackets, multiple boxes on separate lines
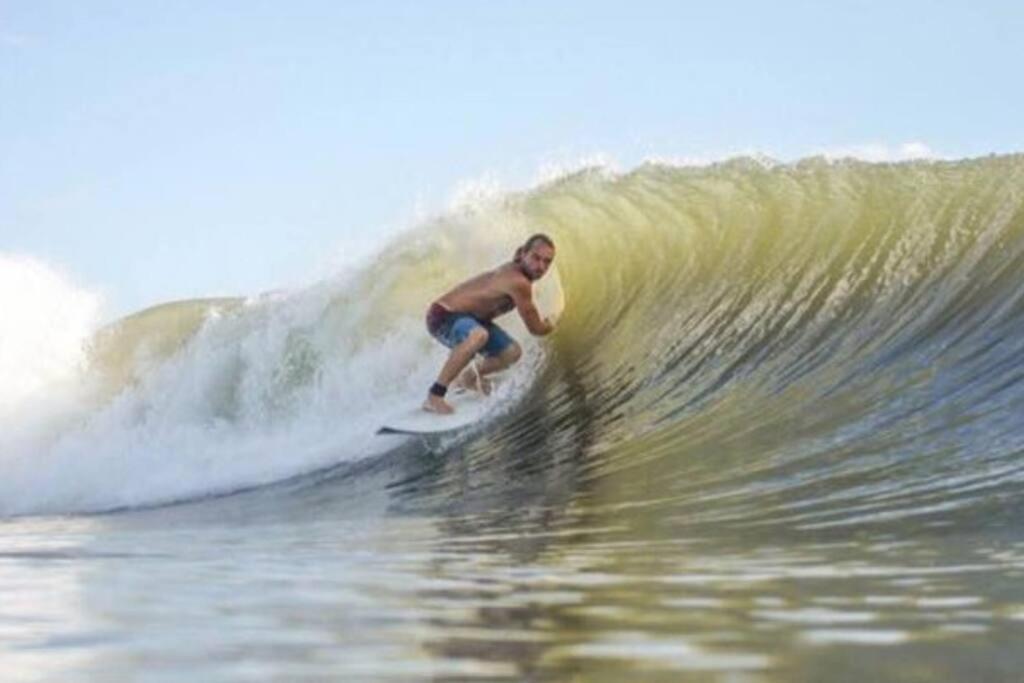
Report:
513,233,555,263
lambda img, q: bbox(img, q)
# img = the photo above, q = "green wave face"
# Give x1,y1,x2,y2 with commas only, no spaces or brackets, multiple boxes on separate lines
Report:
35,154,1024,528
465,155,1024,532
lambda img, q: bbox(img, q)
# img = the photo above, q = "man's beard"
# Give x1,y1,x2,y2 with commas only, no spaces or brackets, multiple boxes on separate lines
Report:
517,260,540,281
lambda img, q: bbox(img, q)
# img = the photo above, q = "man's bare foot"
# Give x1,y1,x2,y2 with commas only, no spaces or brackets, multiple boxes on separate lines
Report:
423,394,455,414
454,367,493,395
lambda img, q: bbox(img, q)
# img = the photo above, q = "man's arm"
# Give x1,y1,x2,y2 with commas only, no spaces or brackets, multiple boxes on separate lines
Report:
511,279,554,336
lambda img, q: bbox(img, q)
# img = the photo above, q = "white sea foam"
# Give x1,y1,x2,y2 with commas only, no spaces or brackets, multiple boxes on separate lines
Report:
641,142,942,169
814,141,941,162
0,254,103,423
0,282,424,514
0,219,560,516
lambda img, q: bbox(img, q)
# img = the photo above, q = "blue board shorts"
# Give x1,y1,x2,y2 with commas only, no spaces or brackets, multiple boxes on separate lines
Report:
426,303,515,358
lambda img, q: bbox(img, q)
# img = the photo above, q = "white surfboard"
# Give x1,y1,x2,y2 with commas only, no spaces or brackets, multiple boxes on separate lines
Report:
377,391,494,436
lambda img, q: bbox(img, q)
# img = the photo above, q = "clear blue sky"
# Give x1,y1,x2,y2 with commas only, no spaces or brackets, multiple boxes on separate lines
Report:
2,1,1022,315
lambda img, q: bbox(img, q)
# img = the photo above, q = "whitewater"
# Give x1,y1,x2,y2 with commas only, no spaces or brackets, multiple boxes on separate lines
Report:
2,154,1024,682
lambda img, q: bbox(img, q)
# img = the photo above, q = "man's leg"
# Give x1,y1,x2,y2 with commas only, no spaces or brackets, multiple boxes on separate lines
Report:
424,327,489,414
477,342,522,375
456,340,522,394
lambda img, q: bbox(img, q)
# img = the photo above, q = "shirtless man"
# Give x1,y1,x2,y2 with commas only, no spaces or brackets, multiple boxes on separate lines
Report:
424,234,556,414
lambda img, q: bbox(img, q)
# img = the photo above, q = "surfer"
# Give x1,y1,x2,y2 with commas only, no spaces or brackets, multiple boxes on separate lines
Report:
423,233,557,414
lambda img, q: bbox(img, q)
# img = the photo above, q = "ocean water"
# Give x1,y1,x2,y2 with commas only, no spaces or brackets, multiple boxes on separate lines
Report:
3,155,1024,681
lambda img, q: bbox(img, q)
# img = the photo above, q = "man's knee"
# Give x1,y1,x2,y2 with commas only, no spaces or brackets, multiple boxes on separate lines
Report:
464,327,489,349
503,342,522,364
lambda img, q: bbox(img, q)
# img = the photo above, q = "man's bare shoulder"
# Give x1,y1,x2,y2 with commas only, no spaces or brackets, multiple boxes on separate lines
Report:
495,264,531,293
494,262,527,281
